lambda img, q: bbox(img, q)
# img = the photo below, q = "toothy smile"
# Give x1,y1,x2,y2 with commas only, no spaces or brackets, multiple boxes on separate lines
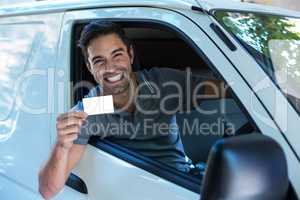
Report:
105,73,123,83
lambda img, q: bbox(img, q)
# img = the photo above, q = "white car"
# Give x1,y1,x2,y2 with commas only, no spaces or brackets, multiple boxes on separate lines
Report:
0,0,299,199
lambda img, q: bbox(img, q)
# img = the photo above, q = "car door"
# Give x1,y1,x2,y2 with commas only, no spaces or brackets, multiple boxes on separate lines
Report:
55,5,288,200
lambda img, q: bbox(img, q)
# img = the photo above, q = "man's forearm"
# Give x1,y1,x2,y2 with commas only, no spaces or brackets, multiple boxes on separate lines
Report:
39,144,70,199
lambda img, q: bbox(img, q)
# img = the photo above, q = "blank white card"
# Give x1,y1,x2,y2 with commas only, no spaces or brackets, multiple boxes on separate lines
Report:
82,95,114,115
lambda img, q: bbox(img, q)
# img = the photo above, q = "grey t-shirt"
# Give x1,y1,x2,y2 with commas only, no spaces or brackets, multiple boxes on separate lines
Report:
71,67,204,172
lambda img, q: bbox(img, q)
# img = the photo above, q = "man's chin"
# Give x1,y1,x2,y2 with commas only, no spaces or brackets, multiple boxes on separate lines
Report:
103,84,130,96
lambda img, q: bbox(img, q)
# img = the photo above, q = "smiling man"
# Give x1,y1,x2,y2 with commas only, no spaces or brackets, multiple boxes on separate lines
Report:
38,21,205,199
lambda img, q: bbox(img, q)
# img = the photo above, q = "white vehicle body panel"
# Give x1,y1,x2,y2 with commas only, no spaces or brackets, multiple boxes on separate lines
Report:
0,0,299,199
0,0,195,17
73,145,198,200
0,12,64,199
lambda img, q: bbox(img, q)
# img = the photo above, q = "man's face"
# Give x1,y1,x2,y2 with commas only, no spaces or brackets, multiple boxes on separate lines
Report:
87,33,134,96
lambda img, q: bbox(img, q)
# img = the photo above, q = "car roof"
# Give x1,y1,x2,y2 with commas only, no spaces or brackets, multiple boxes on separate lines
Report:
196,0,300,18
0,0,196,17
0,0,299,18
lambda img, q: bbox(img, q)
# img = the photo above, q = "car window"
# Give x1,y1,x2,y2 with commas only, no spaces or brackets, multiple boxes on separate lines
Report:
71,21,259,181
214,11,300,115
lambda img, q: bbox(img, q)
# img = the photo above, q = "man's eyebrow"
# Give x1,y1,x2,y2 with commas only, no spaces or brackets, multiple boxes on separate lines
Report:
91,55,104,63
90,48,125,63
111,48,125,55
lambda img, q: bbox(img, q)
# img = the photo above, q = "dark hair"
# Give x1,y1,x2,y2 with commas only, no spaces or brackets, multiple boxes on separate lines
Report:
78,21,132,68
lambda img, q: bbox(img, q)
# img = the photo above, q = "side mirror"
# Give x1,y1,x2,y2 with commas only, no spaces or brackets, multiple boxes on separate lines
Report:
201,134,289,200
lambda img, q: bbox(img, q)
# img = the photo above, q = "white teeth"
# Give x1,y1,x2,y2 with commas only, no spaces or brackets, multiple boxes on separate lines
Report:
107,73,122,82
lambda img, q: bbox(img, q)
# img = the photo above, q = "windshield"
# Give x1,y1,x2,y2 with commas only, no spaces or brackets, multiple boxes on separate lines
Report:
214,11,300,113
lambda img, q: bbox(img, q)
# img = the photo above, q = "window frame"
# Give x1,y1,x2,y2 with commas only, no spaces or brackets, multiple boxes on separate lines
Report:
70,18,260,194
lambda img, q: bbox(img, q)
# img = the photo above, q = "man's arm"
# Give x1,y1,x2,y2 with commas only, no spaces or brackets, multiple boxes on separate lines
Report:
38,112,87,200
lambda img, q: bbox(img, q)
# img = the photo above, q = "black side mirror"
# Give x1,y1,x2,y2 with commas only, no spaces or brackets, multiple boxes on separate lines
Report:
201,134,289,200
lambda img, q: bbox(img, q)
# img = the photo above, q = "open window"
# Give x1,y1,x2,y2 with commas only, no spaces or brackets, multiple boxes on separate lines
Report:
70,20,260,193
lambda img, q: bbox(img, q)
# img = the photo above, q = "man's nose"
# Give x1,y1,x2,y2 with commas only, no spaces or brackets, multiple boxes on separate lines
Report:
104,59,115,72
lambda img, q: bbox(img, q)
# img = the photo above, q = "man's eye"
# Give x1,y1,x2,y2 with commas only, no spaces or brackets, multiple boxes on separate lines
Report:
94,60,104,65
113,53,122,58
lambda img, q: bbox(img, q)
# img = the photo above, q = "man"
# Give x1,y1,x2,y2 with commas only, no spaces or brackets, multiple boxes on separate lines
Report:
39,21,204,199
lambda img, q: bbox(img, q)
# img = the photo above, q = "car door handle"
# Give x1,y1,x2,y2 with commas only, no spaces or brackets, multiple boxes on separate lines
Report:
66,173,88,194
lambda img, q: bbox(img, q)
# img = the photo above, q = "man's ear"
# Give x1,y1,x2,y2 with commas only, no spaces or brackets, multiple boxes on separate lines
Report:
85,49,93,74
87,64,93,74
85,55,93,74
86,61,93,74
129,45,134,65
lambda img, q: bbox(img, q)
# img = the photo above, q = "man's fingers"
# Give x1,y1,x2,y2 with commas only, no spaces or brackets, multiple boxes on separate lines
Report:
56,112,88,147
58,133,78,144
56,118,85,130
57,112,87,121
57,111,87,120
58,125,81,136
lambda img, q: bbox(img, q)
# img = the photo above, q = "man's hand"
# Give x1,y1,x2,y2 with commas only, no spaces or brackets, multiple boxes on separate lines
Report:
39,111,87,199
56,112,88,150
